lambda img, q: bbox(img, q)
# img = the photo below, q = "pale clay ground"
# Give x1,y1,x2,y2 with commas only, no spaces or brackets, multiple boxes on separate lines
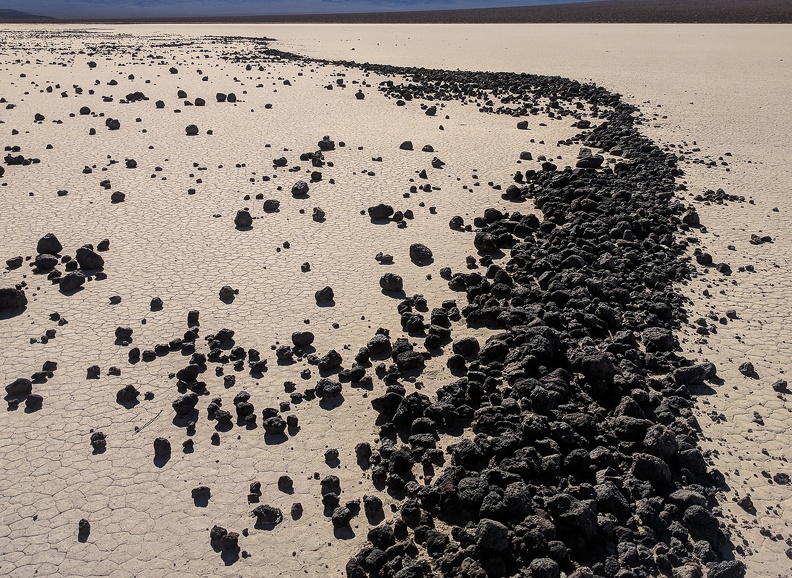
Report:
0,23,790,578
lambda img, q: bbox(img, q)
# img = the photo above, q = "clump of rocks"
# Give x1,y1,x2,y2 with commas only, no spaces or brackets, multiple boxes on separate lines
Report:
338,60,742,578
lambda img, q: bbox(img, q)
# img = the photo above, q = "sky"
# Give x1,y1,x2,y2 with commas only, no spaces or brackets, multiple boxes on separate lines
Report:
2,0,589,19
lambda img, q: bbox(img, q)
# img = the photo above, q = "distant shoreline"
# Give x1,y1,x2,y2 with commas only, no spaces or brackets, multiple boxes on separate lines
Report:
3,0,792,25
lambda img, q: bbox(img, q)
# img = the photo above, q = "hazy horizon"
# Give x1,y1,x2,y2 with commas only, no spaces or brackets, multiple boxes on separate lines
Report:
1,0,594,19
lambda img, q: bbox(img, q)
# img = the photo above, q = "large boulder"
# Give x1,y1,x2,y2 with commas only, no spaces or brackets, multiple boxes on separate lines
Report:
76,246,104,270
292,331,315,348
367,204,394,221
409,243,433,265
36,233,62,255
0,287,27,309
475,519,509,551
379,273,403,292
59,271,86,292
5,378,32,397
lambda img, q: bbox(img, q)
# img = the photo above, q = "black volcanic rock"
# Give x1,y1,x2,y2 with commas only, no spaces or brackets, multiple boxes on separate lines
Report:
368,204,394,220
37,233,62,255
251,504,282,527
379,273,403,292
292,331,315,348
5,378,32,397
409,243,433,265
0,287,27,309
172,392,199,416
76,246,104,270
315,286,334,304
116,384,140,404
234,209,253,228
291,180,309,196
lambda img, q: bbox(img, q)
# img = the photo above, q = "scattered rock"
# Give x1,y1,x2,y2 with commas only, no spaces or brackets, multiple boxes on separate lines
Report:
291,180,309,196
5,378,32,397
75,246,104,270
0,287,27,309
368,204,394,220
292,331,315,348
408,243,433,265
251,504,283,527
116,384,140,404
234,210,253,228
219,285,238,301
37,233,62,255
77,519,91,541
153,437,171,458
379,273,403,292
315,286,334,304
59,271,85,292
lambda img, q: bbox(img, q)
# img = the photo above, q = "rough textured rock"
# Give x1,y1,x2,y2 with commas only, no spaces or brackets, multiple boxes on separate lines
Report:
315,286,334,303
379,273,403,292
408,243,433,265
0,288,27,309
76,246,104,269
37,233,62,255
368,203,394,220
5,378,32,397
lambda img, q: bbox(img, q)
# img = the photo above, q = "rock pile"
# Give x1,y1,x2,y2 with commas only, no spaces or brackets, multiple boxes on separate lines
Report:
333,60,742,578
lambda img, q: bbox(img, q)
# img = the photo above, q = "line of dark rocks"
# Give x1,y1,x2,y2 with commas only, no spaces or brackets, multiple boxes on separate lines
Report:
202,39,747,578
232,52,744,578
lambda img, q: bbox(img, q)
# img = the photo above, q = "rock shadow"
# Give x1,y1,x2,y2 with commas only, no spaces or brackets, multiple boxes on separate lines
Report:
0,306,27,320
153,454,170,468
319,395,344,411
264,432,288,445
333,526,355,540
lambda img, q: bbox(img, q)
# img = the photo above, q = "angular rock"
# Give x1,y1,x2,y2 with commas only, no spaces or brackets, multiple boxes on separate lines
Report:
379,273,403,292
315,286,334,304
476,518,509,551
368,204,394,220
5,378,32,397
59,271,85,292
37,233,62,255
251,504,283,527
76,246,104,270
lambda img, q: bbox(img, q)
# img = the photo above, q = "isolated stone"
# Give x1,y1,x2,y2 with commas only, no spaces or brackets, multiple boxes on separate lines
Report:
315,286,334,303
379,273,403,292
234,210,253,228
409,243,433,265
